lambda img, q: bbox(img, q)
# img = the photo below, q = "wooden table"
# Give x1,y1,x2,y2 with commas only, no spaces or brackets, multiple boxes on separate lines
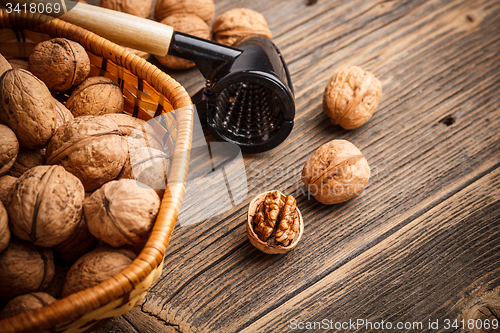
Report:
100,0,500,331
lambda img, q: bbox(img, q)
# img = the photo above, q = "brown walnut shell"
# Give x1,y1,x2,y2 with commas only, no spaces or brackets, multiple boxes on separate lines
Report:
156,14,212,70
100,0,153,18
247,190,303,254
54,98,74,129
0,240,55,301
46,115,128,191
0,175,17,205
0,292,56,319
0,69,58,150
66,76,124,117
212,8,273,46
0,53,12,76
118,147,171,199
0,124,19,176
0,201,10,254
323,66,382,130
84,179,160,247
103,113,163,151
28,38,90,91
7,165,85,247
155,0,214,25
7,147,45,178
301,139,370,204
52,215,98,263
7,59,28,70
61,246,136,297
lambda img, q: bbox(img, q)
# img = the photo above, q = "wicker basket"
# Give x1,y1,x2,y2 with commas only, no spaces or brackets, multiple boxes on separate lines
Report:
0,10,193,333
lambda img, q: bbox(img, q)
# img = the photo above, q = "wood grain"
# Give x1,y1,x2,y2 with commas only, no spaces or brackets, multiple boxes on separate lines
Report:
98,0,500,332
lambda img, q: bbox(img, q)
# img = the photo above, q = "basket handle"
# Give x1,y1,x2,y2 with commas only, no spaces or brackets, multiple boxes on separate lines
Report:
11,0,175,56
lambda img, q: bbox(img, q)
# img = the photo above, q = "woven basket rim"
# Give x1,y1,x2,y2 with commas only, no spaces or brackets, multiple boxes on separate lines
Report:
0,9,193,333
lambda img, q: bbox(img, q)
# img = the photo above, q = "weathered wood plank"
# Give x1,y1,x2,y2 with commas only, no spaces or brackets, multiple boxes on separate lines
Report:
98,0,500,331
241,168,500,332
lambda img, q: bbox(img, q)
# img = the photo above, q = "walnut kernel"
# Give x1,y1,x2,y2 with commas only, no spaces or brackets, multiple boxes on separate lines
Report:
212,8,272,46
247,190,303,254
323,66,382,129
301,139,370,204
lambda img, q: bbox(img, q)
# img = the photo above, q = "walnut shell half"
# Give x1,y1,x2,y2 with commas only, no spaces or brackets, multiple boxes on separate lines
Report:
212,8,272,46
7,165,85,247
323,66,382,129
247,190,303,254
301,139,370,204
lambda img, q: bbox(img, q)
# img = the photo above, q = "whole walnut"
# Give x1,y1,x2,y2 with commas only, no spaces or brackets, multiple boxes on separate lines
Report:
66,76,124,117
53,215,98,263
118,147,171,199
323,66,382,130
84,179,160,247
0,175,17,205
0,240,55,301
0,201,10,254
53,98,74,129
46,116,128,191
61,246,136,297
28,38,90,91
7,147,45,178
301,139,370,204
212,8,272,46
155,0,214,25
0,124,19,176
156,14,211,70
0,69,58,150
100,0,153,18
103,113,163,151
0,53,12,76
0,292,56,319
8,59,28,70
7,165,85,247
247,190,303,254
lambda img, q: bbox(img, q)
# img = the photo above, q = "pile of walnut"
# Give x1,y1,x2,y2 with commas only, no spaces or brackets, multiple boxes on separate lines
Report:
0,39,169,318
100,0,272,70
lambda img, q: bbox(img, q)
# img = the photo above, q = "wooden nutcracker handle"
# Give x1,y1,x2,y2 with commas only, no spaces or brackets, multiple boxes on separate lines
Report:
61,1,173,56
10,0,174,56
